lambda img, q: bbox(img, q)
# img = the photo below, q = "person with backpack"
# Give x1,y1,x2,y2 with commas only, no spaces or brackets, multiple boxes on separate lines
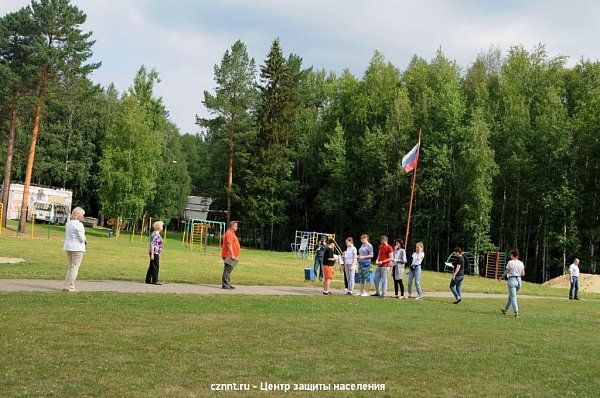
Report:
449,247,465,304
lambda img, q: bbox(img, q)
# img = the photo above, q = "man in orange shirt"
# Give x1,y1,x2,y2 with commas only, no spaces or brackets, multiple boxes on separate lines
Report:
221,221,241,289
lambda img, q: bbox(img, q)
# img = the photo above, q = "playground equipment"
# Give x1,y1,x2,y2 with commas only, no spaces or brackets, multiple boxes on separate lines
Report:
182,219,226,251
443,252,477,275
484,251,507,279
292,230,340,259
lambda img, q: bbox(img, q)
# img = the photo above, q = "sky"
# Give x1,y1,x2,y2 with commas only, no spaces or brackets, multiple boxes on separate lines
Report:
1,0,600,135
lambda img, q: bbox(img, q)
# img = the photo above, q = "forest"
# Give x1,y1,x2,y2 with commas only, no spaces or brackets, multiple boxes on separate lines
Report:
1,0,599,282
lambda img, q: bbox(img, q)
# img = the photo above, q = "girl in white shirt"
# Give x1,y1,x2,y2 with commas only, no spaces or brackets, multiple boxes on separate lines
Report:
499,249,525,317
408,241,425,299
63,207,87,291
342,237,358,295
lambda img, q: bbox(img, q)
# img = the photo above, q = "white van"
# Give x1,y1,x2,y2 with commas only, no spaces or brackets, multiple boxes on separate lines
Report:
32,201,69,225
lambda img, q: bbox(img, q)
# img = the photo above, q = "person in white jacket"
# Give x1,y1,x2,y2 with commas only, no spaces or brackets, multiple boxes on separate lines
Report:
63,207,87,291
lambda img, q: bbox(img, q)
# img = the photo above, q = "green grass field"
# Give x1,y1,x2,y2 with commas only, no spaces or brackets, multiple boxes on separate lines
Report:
1,222,599,397
0,222,594,298
1,293,599,397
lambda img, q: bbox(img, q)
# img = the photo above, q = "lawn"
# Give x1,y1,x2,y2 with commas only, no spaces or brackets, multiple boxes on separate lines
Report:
1,293,598,397
0,222,594,298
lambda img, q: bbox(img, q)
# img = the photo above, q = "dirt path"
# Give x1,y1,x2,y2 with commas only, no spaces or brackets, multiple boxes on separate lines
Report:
0,279,574,299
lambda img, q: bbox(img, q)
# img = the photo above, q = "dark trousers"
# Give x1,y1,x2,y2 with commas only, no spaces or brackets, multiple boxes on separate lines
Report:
222,263,234,287
392,265,404,296
145,254,160,283
393,279,404,296
569,276,579,299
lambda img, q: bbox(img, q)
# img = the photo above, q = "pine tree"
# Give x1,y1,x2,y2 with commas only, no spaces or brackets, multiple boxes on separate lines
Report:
0,7,35,228
244,39,300,248
198,40,257,224
18,0,99,232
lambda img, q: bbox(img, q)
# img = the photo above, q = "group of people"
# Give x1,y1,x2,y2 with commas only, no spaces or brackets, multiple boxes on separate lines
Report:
311,233,583,318
315,234,425,299
59,209,583,315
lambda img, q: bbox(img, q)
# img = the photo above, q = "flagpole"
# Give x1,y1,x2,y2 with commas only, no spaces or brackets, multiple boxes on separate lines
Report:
404,129,421,248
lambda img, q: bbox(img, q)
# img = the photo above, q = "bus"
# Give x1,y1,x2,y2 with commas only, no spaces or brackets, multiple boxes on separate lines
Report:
32,201,70,225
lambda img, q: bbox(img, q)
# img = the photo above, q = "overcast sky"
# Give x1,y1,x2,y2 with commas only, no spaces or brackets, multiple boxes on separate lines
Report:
2,0,599,135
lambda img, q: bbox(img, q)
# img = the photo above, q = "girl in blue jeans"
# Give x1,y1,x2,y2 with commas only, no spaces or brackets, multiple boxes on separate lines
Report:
499,249,525,318
408,242,424,299
449,247,465,304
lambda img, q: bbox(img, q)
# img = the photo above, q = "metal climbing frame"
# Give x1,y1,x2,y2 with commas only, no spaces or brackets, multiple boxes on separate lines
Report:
484,251,507,279
292,230,339,259
183,219,226,251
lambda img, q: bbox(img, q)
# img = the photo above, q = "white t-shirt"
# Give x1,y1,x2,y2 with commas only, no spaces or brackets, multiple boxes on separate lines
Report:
343,246,357,265
506,260,524,277
569,263,580,278
412,251,424,266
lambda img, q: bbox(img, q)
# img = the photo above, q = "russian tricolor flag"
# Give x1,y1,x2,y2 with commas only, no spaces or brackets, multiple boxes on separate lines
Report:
401,142,420,173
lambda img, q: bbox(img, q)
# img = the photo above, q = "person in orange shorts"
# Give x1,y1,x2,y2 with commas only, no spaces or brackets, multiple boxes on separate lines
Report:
322,238,336,295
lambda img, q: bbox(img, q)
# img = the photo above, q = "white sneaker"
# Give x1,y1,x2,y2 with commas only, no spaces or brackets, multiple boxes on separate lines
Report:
401,296,407,299
344,288,348,292
360,292,369,297
415,296,423,300
392,295,399,298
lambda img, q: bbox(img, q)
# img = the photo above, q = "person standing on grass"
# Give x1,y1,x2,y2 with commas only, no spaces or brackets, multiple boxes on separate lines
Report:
499,249,525,318
63,207,87,292
569,258,580,300
313,236,326,281
357,234,374,297
392,240,407,299
373,235,394,299
449,247,465,304
322,238,336,295
343,237,358,295
145,221,164,285
407,242,425,300
221,221,241,290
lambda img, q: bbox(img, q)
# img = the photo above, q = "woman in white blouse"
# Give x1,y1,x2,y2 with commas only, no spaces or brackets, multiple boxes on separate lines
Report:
499,249,525,318
63,207,87,291
408,241,425,300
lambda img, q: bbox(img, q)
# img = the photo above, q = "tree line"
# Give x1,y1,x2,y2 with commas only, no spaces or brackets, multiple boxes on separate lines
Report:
199,40,599,282
2,1,598,281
